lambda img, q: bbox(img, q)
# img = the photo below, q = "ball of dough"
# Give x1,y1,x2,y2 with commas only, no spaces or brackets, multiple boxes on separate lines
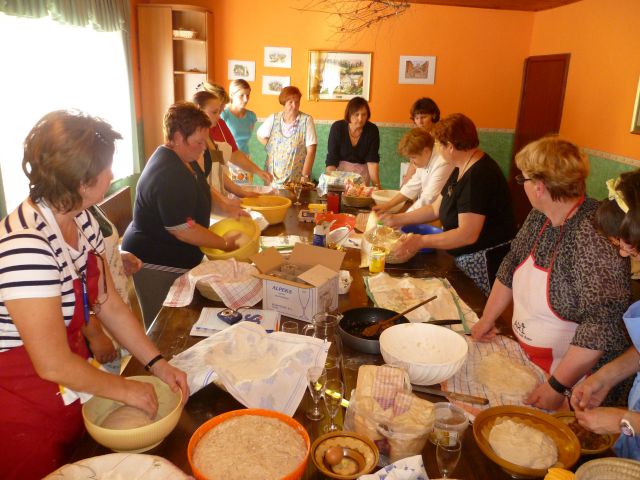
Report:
224,230,252,249
101,405,155,430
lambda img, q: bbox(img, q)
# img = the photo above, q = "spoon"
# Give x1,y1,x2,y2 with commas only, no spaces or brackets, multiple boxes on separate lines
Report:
361,295,437,337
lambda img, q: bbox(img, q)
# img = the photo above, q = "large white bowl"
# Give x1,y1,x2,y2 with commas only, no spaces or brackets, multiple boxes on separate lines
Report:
82,376,183,453
372,190,405,213
379,323,468,385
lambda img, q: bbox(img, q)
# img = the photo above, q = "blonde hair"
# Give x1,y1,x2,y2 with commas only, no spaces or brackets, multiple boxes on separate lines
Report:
229,79,251,97
515,136,588,201
197,81,229,104
398,128,435,156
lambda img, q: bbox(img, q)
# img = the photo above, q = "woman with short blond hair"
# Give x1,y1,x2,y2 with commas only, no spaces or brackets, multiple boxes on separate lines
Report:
472,136,631,411
257,86,317,187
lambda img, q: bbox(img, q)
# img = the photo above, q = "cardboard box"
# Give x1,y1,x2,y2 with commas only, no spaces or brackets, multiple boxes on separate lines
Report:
250,244,345,322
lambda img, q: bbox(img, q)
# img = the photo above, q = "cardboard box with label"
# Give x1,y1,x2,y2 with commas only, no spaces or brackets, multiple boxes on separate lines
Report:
250,244,345,322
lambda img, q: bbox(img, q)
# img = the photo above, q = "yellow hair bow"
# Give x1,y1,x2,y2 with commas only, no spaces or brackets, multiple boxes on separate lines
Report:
607,177,629,213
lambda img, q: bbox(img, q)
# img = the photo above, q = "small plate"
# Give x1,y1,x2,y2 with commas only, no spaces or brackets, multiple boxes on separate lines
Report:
553,411,617,455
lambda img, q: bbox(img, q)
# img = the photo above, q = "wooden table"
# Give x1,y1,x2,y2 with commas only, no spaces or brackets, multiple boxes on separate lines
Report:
72,189,518,479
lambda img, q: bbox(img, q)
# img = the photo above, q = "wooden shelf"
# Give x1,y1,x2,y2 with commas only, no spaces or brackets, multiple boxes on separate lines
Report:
172,37,205,44
174,70,206,75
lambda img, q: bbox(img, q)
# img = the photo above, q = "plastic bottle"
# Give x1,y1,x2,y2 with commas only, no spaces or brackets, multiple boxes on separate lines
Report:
365,221,401,273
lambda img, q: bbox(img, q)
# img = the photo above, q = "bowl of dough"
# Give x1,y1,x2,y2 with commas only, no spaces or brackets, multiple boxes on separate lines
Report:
473,405,580,479
200,217,260,262
240,195,291,225
379,323,468,385
82,375,183,453
188,408,310,480
372,190,405,213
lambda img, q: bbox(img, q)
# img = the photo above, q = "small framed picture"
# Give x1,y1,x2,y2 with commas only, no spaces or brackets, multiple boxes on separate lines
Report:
228,60,255,81
398,56,436,85
262,75,291,95
308,50,372,101
264,46,292,69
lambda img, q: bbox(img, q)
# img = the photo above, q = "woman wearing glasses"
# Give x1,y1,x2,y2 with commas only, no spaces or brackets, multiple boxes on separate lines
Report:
472,136,631,411
383,113,516,296
0,110,189,479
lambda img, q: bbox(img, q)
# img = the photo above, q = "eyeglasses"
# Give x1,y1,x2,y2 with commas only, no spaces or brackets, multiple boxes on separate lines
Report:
515,174,533,185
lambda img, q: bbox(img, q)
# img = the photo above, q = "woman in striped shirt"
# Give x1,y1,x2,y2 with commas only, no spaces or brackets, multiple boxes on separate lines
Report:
0,110,188,479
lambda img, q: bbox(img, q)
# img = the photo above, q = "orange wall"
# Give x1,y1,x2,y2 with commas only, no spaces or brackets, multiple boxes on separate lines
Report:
134,0,532,128
529,0,640,159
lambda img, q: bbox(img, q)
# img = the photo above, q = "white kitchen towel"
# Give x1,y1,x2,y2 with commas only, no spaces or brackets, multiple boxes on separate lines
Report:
163,259,262,310
190,307,281,336
358,455,428,480
169,322,328,416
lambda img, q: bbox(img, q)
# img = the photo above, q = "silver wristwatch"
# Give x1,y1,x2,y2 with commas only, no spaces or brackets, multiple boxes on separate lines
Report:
621,418,635,437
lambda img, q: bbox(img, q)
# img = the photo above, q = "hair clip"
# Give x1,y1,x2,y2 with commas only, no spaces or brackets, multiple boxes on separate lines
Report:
606,177,629,213
94,130,109,146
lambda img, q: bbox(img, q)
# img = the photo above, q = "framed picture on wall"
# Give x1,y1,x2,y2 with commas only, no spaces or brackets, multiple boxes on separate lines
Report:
264,46,292,68
262,75,290,95
398,56,436,85
632,76,640,134
308,50,371,101
228,60,255,81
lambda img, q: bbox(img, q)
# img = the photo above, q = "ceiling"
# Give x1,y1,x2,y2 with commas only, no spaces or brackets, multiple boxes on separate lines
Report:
406,0,583,12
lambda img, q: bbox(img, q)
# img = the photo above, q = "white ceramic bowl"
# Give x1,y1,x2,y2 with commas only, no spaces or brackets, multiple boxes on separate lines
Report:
82,376,183,453
379,323,468,385
372,190,405,213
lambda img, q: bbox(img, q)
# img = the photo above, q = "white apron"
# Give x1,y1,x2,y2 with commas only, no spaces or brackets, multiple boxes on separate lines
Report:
511,198,583,374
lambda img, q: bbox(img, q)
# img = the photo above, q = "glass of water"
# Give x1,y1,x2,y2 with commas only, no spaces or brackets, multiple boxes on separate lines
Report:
306,366,326,421
436,437,461,478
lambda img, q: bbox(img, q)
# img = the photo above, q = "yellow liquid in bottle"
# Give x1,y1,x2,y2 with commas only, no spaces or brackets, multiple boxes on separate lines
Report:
369,246,388,273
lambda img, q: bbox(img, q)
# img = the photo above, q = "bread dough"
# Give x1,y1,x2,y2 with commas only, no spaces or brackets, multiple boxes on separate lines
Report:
224,230,251,248
101,405,154,430
489,419,558,469
475,353,538,399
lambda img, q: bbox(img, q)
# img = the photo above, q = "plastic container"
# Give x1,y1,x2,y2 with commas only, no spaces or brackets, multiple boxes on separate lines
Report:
365,222,401,273
429,402,469,446
400,224,443,253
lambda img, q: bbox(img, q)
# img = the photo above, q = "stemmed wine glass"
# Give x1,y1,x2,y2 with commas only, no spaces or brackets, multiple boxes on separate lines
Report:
306,366,326,421
323,378,344,432
436,437,461,479
293,182,303,206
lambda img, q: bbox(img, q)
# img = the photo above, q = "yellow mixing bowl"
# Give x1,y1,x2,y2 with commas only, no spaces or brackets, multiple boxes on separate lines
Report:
200,216,260,262
241,195,292,225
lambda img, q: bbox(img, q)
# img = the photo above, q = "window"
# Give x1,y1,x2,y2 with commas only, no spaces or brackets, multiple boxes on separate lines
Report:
0,13,134,212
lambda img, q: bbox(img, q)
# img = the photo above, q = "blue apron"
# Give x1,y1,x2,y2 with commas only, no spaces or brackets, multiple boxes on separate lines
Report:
614,301,640,459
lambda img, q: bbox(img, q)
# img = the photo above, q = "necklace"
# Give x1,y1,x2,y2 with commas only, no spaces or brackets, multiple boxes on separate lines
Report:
447,149,479,197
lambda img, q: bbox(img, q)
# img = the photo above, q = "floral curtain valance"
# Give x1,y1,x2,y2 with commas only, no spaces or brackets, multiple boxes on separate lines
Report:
0,0,128,32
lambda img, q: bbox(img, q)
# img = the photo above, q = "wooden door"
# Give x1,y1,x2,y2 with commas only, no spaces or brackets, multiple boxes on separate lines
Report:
509,54,570,226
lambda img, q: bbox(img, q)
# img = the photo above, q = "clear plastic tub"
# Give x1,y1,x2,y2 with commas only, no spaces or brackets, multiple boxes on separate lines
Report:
429,402,469,446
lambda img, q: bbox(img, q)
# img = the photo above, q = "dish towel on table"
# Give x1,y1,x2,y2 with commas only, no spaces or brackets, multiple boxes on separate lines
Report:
441,335,547,418
163,258,262,310
365,273,479,334
359,455,427,480
169,322,328,416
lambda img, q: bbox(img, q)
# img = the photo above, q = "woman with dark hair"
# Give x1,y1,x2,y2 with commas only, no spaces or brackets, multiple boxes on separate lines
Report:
571,170,640,460
472,136,631,411
122,102,240,327
401,97,442,186
0,110,188,478
325,96,381,187
384,113,516,296
257,86,317,187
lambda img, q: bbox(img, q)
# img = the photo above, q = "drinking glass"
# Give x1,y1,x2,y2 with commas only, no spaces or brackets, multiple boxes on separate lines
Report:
306,366,326,421
324,354,342,381
281,321,298,334
323,378,344,432
436,437,461,479
293,183,303,206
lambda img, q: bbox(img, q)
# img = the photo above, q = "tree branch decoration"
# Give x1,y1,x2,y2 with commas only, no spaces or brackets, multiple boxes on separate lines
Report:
296,0,410,35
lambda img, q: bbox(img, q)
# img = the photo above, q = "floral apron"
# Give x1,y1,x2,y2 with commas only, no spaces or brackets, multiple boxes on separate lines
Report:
614,301,640,459
265,112,309,187
511,198,584,374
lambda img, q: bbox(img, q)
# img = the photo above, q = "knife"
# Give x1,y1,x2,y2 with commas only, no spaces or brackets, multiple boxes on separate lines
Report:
426,319,462,326
411,385,489,405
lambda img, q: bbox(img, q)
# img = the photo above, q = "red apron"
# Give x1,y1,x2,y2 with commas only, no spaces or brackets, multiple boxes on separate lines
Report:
512,198,584,374
0,252,100,480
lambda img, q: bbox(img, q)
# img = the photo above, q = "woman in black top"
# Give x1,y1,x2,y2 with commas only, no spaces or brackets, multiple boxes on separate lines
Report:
325,97,381,187
383,113,516,295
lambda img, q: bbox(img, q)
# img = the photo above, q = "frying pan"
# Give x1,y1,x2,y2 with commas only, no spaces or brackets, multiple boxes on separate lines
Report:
339,307,463,354
339,307,409,354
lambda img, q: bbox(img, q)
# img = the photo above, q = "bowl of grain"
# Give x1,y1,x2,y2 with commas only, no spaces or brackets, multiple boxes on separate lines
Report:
188,408,310,480
82,376,183,453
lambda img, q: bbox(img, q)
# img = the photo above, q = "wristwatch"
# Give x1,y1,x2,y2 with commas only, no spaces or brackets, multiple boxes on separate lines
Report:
621,418,635,437
548,375,572,397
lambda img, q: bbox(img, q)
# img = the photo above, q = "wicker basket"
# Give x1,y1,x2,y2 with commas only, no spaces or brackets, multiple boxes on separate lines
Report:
195,280,222,302
575,458,640,480
342,195,374,208
172,29,197,39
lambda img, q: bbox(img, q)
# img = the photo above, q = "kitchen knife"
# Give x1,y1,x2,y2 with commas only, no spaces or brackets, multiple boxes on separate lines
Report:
426,319,462,326
411,385,489,405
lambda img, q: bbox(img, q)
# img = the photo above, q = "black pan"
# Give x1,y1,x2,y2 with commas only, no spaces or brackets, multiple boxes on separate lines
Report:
339,307,409,354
